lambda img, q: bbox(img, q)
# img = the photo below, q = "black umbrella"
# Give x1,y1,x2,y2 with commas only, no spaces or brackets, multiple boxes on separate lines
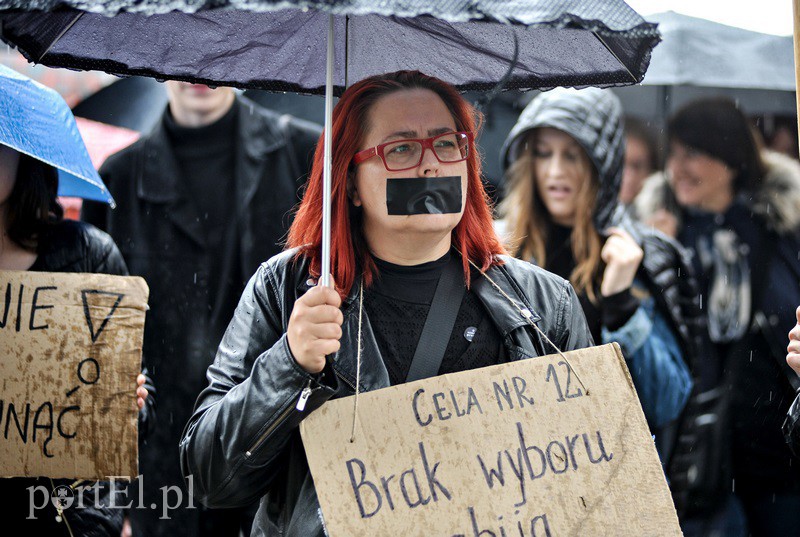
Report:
0,1,659,94
72,77,168,133
0,0,660,284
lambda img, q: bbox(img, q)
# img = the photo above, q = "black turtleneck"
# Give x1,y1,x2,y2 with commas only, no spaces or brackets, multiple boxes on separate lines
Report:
543,222,639,343
164,103,238,246
163,102,239,319
363,252,506,385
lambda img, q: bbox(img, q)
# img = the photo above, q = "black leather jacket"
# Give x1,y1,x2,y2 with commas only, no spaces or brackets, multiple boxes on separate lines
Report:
180,249,593,536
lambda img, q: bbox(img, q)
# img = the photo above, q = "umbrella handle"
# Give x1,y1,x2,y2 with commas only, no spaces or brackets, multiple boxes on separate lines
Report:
321,14,334,288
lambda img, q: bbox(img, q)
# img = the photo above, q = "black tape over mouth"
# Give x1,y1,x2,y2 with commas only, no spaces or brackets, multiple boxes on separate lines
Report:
386,176,462,215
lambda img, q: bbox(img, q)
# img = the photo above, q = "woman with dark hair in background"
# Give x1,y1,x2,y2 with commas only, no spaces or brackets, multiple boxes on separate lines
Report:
635,97,800,535
180,70,594,536
0,144,154,536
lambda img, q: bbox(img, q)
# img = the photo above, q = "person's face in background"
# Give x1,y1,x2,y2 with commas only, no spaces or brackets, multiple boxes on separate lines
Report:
352,88,468,240
0,145,20,212
667,139,735,214
768,125,797,159
620,135,653,205
165,81,235,127
531,127,593,227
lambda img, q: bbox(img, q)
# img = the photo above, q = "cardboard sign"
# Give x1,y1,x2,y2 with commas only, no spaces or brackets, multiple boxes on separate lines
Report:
0,271,148,480
300,343,681,536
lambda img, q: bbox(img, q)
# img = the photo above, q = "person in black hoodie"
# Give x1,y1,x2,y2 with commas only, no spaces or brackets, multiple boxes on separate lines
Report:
635,98,800,535
0,145,153,535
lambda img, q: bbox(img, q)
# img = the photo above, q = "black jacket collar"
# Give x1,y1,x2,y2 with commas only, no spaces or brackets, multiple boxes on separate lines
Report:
135,95,287,247
294,253,542,338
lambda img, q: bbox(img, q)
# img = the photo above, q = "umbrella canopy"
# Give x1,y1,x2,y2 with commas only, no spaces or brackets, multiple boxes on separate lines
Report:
642,11,794,90
0,64,114,205
0,0,659,283
611,11,796,128
0,0,660,93
74,117,140,169
72,76,169,133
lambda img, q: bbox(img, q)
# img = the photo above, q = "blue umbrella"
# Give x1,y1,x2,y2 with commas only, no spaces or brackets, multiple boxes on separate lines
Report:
0,64,114,205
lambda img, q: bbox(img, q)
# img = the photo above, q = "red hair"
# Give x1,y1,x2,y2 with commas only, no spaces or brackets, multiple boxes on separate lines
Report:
287,70,506,298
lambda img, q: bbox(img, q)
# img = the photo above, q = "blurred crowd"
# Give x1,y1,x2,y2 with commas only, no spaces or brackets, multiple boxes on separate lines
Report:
3,63,800,537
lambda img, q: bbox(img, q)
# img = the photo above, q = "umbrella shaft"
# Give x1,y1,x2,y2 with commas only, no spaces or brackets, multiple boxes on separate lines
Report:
321,14,334,288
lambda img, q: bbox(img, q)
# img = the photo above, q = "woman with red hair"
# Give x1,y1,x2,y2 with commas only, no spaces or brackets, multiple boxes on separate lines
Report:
180,70,593,536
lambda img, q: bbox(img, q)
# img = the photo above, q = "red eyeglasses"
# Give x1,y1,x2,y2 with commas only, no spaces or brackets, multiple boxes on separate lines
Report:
352,131,474,172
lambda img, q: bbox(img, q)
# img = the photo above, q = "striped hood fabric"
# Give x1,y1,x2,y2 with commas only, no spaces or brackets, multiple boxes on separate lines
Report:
500,87,625,232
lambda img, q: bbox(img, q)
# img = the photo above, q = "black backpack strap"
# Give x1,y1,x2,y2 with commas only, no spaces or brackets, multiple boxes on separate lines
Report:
405,258,465,382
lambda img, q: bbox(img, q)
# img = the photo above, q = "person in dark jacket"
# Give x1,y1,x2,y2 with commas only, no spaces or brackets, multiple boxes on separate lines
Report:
0,145,153,535
634,97,800,535
785,306,800,456
179,70,594,537
498,88,694,432
82,82,321,536
620,116,659,209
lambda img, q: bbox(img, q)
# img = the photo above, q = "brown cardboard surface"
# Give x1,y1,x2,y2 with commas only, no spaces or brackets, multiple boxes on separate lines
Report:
300,343,682,536
0,271,148,480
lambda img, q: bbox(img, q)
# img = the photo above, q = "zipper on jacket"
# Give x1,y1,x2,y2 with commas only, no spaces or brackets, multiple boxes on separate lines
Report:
334,369,357,392
245,379,315,457
295,382,313,411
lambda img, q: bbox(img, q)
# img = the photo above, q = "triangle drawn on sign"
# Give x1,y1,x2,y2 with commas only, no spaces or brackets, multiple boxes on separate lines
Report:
81,289,125,343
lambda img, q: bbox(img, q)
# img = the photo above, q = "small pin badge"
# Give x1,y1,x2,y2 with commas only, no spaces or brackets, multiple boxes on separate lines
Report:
464,326,477,342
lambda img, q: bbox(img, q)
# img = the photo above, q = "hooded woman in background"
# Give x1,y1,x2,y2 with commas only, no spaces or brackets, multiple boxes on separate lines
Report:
499,87,696,432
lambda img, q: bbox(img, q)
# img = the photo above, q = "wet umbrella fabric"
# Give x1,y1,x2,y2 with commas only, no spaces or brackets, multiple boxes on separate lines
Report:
72,77,169,134
643,11,794,91
0,0,660,94
0,0,659,281
0,64,114,204
611,11,796,126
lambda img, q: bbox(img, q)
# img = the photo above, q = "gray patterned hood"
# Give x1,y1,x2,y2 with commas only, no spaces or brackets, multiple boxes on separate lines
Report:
500,87,625,232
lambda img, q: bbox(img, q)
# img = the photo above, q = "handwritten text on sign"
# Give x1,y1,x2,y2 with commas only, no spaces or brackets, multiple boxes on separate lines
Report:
300,344,681,536
0,271,148,480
